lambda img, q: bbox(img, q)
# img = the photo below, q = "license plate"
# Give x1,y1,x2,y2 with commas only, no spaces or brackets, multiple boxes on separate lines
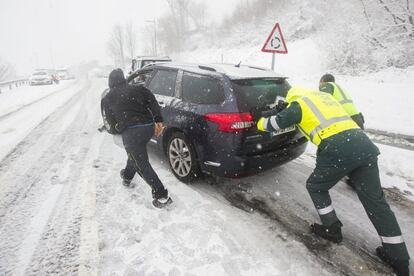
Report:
271,126,296,136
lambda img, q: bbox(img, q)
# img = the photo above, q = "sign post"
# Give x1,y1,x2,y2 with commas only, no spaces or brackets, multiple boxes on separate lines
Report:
261,22,288,71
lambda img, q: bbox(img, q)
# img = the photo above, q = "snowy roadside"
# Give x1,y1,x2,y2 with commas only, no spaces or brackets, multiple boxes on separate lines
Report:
338,67,414,136
376,144,414,200
0,80,76,117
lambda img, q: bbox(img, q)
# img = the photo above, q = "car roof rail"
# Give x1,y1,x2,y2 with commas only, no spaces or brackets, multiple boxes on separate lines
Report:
198,65,216,72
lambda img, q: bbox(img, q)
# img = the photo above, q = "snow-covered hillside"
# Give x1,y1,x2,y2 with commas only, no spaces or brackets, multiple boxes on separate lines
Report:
166,0,414,74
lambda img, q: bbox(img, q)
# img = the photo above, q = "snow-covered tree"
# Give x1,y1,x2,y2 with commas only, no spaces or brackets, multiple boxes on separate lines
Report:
107,24,126,68
0,57,16,82
125,21,137,60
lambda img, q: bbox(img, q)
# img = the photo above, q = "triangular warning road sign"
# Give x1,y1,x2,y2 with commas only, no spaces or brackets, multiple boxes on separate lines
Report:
261,23,288,54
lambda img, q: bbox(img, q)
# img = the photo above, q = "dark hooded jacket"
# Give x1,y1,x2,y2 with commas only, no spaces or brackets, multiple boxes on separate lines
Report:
102,69,163,134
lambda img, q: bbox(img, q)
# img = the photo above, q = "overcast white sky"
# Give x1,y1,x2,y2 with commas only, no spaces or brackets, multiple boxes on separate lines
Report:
0,0,239,75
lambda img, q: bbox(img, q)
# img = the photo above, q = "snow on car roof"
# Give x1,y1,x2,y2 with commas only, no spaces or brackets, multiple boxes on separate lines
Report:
153,62,286,80
134,56,171,61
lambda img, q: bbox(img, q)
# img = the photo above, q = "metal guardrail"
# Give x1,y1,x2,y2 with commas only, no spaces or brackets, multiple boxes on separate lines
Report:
0,79,28,94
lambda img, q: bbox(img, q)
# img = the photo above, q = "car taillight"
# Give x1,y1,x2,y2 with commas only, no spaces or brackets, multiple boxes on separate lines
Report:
204,112,254,133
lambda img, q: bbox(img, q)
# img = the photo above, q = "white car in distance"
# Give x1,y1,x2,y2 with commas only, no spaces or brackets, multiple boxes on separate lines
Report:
29,71,54,85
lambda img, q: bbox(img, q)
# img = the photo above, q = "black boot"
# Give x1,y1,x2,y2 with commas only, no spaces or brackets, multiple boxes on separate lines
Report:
152,197,173,208
376,246,409,276
152,189,172,208
310,220,343,243
120,169,133,188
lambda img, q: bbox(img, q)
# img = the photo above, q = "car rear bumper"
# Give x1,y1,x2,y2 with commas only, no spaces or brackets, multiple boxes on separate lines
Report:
200,136,308,178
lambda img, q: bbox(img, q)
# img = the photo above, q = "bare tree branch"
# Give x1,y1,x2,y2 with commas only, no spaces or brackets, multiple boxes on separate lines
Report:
107,24,125,68
0,58,16,82
125,21,137,59
360,0,373,31
378,0,408,31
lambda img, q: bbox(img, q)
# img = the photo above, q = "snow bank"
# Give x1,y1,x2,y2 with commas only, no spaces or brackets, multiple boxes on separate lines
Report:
377,144,414,200
0,80,76,117
338,67,414,135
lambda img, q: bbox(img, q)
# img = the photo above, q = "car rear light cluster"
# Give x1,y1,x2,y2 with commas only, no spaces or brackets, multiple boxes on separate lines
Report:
204,112,254,133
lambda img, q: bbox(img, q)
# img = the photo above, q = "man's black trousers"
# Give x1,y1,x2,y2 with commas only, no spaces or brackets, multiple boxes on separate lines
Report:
121,124,167,199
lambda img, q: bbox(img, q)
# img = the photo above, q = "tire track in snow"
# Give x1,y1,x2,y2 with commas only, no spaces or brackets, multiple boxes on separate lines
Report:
0,78,104,275
366,128,414,151
0,81,80,122
0,80,90,215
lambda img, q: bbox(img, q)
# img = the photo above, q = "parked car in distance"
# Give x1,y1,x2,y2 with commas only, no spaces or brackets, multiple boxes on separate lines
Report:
56,68,69,80
103,63,308,183
29,71,54,85
130,56,172,73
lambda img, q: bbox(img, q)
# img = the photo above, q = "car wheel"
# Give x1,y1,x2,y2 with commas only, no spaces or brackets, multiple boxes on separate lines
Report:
167,132,200,183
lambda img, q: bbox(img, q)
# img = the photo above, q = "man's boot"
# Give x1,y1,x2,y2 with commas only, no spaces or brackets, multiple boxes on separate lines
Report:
376,246,409,276
120,169,134,188
152,197,173,208
310,220,343,243
152,189,172,208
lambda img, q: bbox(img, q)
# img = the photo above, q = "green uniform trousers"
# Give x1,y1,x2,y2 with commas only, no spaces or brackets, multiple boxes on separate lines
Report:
306,129,410,261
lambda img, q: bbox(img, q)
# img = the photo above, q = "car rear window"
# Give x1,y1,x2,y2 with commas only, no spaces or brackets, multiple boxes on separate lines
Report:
181,73,224,105
231,78,291,112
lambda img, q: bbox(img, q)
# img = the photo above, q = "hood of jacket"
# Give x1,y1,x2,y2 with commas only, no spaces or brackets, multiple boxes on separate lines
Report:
108,68,126,89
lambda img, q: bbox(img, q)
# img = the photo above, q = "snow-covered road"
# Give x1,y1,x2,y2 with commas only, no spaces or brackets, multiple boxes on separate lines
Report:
0,77,412,275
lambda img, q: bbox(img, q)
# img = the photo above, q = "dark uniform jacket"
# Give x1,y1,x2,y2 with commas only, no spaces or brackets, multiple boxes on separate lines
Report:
102,69,163,134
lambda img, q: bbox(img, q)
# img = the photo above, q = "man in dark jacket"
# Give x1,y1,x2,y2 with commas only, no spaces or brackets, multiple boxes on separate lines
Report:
319,74,365,129
102,68,172,208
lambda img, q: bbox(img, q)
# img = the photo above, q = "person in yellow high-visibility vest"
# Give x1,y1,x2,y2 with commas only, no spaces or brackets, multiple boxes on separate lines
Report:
257,86,409,276
319,74,365,129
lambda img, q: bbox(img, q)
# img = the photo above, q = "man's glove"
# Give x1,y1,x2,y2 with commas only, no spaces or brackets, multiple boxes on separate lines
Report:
260,100,288,118
97,125,106,132
154,122,165,137
257,117,269,132
276,100,288,113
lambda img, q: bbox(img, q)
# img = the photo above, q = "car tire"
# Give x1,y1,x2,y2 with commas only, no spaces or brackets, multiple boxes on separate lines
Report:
167,132,200,183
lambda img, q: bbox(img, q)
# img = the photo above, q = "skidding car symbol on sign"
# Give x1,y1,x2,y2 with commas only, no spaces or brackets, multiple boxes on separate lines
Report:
261,23,288,54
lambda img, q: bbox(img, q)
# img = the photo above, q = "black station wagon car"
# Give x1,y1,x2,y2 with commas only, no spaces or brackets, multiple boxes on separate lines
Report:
104,63,308,182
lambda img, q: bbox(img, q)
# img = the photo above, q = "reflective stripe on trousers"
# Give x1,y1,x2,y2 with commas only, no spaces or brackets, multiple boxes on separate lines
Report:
301,97,351,141
380,235,405,244
317,205,335,215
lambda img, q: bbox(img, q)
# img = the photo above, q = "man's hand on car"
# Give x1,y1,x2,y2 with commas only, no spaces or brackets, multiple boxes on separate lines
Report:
154,122,165,137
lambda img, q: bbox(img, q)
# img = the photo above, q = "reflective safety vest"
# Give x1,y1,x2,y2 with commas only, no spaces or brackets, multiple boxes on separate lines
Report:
328,82,359,116
290,91,359,145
